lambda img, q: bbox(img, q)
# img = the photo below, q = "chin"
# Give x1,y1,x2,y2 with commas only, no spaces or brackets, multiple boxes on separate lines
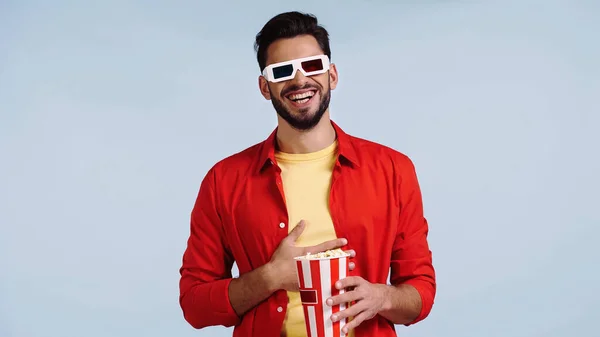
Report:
290,104,318,116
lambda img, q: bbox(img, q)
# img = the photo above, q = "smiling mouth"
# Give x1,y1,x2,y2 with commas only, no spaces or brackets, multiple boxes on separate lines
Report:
286,90,317,105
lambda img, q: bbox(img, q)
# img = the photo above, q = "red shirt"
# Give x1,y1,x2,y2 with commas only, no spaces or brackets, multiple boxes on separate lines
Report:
179,121,436,337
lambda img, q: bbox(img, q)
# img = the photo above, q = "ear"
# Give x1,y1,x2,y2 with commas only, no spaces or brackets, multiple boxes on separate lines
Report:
258,76,271,100
329,63,339,90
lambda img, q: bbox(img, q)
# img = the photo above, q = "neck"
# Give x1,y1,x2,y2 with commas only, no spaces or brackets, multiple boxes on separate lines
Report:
275,112,336,154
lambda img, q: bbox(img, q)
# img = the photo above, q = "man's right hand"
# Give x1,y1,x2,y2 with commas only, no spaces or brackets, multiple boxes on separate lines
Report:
228,219,355,317
266,220,351,292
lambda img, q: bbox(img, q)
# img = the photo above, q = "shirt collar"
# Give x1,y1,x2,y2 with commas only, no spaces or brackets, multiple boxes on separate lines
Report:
254,120,360,174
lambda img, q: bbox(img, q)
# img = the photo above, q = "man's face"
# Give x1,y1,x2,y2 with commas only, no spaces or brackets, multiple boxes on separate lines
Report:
259,35,338,131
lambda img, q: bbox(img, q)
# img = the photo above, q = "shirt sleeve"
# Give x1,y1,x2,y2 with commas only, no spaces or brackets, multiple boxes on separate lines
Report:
179,167,241,329
389,155,436,325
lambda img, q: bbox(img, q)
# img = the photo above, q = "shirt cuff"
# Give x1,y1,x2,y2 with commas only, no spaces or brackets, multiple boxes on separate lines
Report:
210,278,241,326
402,278,435,326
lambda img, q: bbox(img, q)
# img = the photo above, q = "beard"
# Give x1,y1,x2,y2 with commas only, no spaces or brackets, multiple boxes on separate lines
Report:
270,82,331,131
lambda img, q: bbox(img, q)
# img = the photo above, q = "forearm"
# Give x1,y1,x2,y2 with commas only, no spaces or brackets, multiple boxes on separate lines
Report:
228,262,279,316
377,283,422,325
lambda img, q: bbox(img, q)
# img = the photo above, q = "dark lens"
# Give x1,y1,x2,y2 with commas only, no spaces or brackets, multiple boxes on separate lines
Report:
301,59,324,73
273,64,294,79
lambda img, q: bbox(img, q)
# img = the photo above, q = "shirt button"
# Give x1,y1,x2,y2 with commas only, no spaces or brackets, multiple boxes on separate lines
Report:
279,222,285,229
277,306,283,312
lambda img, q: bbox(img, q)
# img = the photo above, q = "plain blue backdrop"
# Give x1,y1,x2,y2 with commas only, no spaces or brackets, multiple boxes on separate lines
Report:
1,0,598,336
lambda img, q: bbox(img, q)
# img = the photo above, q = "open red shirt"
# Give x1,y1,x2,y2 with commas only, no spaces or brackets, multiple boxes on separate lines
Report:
179,121,436,337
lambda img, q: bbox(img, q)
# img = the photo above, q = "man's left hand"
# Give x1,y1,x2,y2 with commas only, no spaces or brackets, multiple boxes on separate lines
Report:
326,276,388,334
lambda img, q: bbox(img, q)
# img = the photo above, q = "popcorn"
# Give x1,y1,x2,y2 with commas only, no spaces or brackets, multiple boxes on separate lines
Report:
297,248,350,260
294,247,351,336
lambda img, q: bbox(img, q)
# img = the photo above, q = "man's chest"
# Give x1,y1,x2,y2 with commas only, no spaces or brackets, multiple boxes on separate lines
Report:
219,169,399,267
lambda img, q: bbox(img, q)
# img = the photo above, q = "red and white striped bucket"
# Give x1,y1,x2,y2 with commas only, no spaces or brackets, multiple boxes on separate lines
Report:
294,254,350,337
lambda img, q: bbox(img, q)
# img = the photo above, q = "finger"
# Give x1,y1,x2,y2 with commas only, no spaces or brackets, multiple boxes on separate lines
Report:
331,300,366,323
307,237,347,254
335,276,363,290
348,262,356,271
342,310,371,334
287,220,306,242
344,249,356,258
326,290,362,307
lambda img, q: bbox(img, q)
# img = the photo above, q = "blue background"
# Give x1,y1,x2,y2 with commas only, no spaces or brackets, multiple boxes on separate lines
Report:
1,1,598,336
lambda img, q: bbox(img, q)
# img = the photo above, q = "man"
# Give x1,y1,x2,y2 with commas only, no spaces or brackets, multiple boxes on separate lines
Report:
179,11,436,337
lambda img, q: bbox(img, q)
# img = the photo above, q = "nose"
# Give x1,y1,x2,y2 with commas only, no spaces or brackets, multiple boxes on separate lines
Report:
289,68,309,86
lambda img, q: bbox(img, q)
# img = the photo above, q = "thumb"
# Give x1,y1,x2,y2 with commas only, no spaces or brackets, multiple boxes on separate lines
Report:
287,220,306,242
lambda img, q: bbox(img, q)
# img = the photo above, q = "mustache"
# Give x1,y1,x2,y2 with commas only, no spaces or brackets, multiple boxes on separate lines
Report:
281,83,320,97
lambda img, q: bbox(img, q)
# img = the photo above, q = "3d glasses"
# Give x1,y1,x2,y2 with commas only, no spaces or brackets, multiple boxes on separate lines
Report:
262,55,330,83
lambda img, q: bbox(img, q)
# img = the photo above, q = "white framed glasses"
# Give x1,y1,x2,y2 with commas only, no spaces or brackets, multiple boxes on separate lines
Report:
262,54,330,83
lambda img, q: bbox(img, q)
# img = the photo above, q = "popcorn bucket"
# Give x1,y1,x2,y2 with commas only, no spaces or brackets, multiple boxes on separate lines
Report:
294,250,351,337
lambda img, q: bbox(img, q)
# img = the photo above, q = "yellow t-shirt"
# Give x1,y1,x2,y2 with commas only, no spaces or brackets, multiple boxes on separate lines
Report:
276,140,347,337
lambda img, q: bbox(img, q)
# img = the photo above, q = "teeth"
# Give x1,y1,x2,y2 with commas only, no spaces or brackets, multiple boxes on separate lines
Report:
289,91,315,100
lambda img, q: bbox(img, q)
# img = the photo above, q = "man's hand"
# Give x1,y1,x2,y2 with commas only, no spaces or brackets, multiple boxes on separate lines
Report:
267,220,352,292
229,219,354,317
326,276,389,335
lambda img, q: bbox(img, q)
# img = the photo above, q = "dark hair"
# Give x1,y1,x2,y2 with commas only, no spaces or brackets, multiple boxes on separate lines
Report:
254,11,331,71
